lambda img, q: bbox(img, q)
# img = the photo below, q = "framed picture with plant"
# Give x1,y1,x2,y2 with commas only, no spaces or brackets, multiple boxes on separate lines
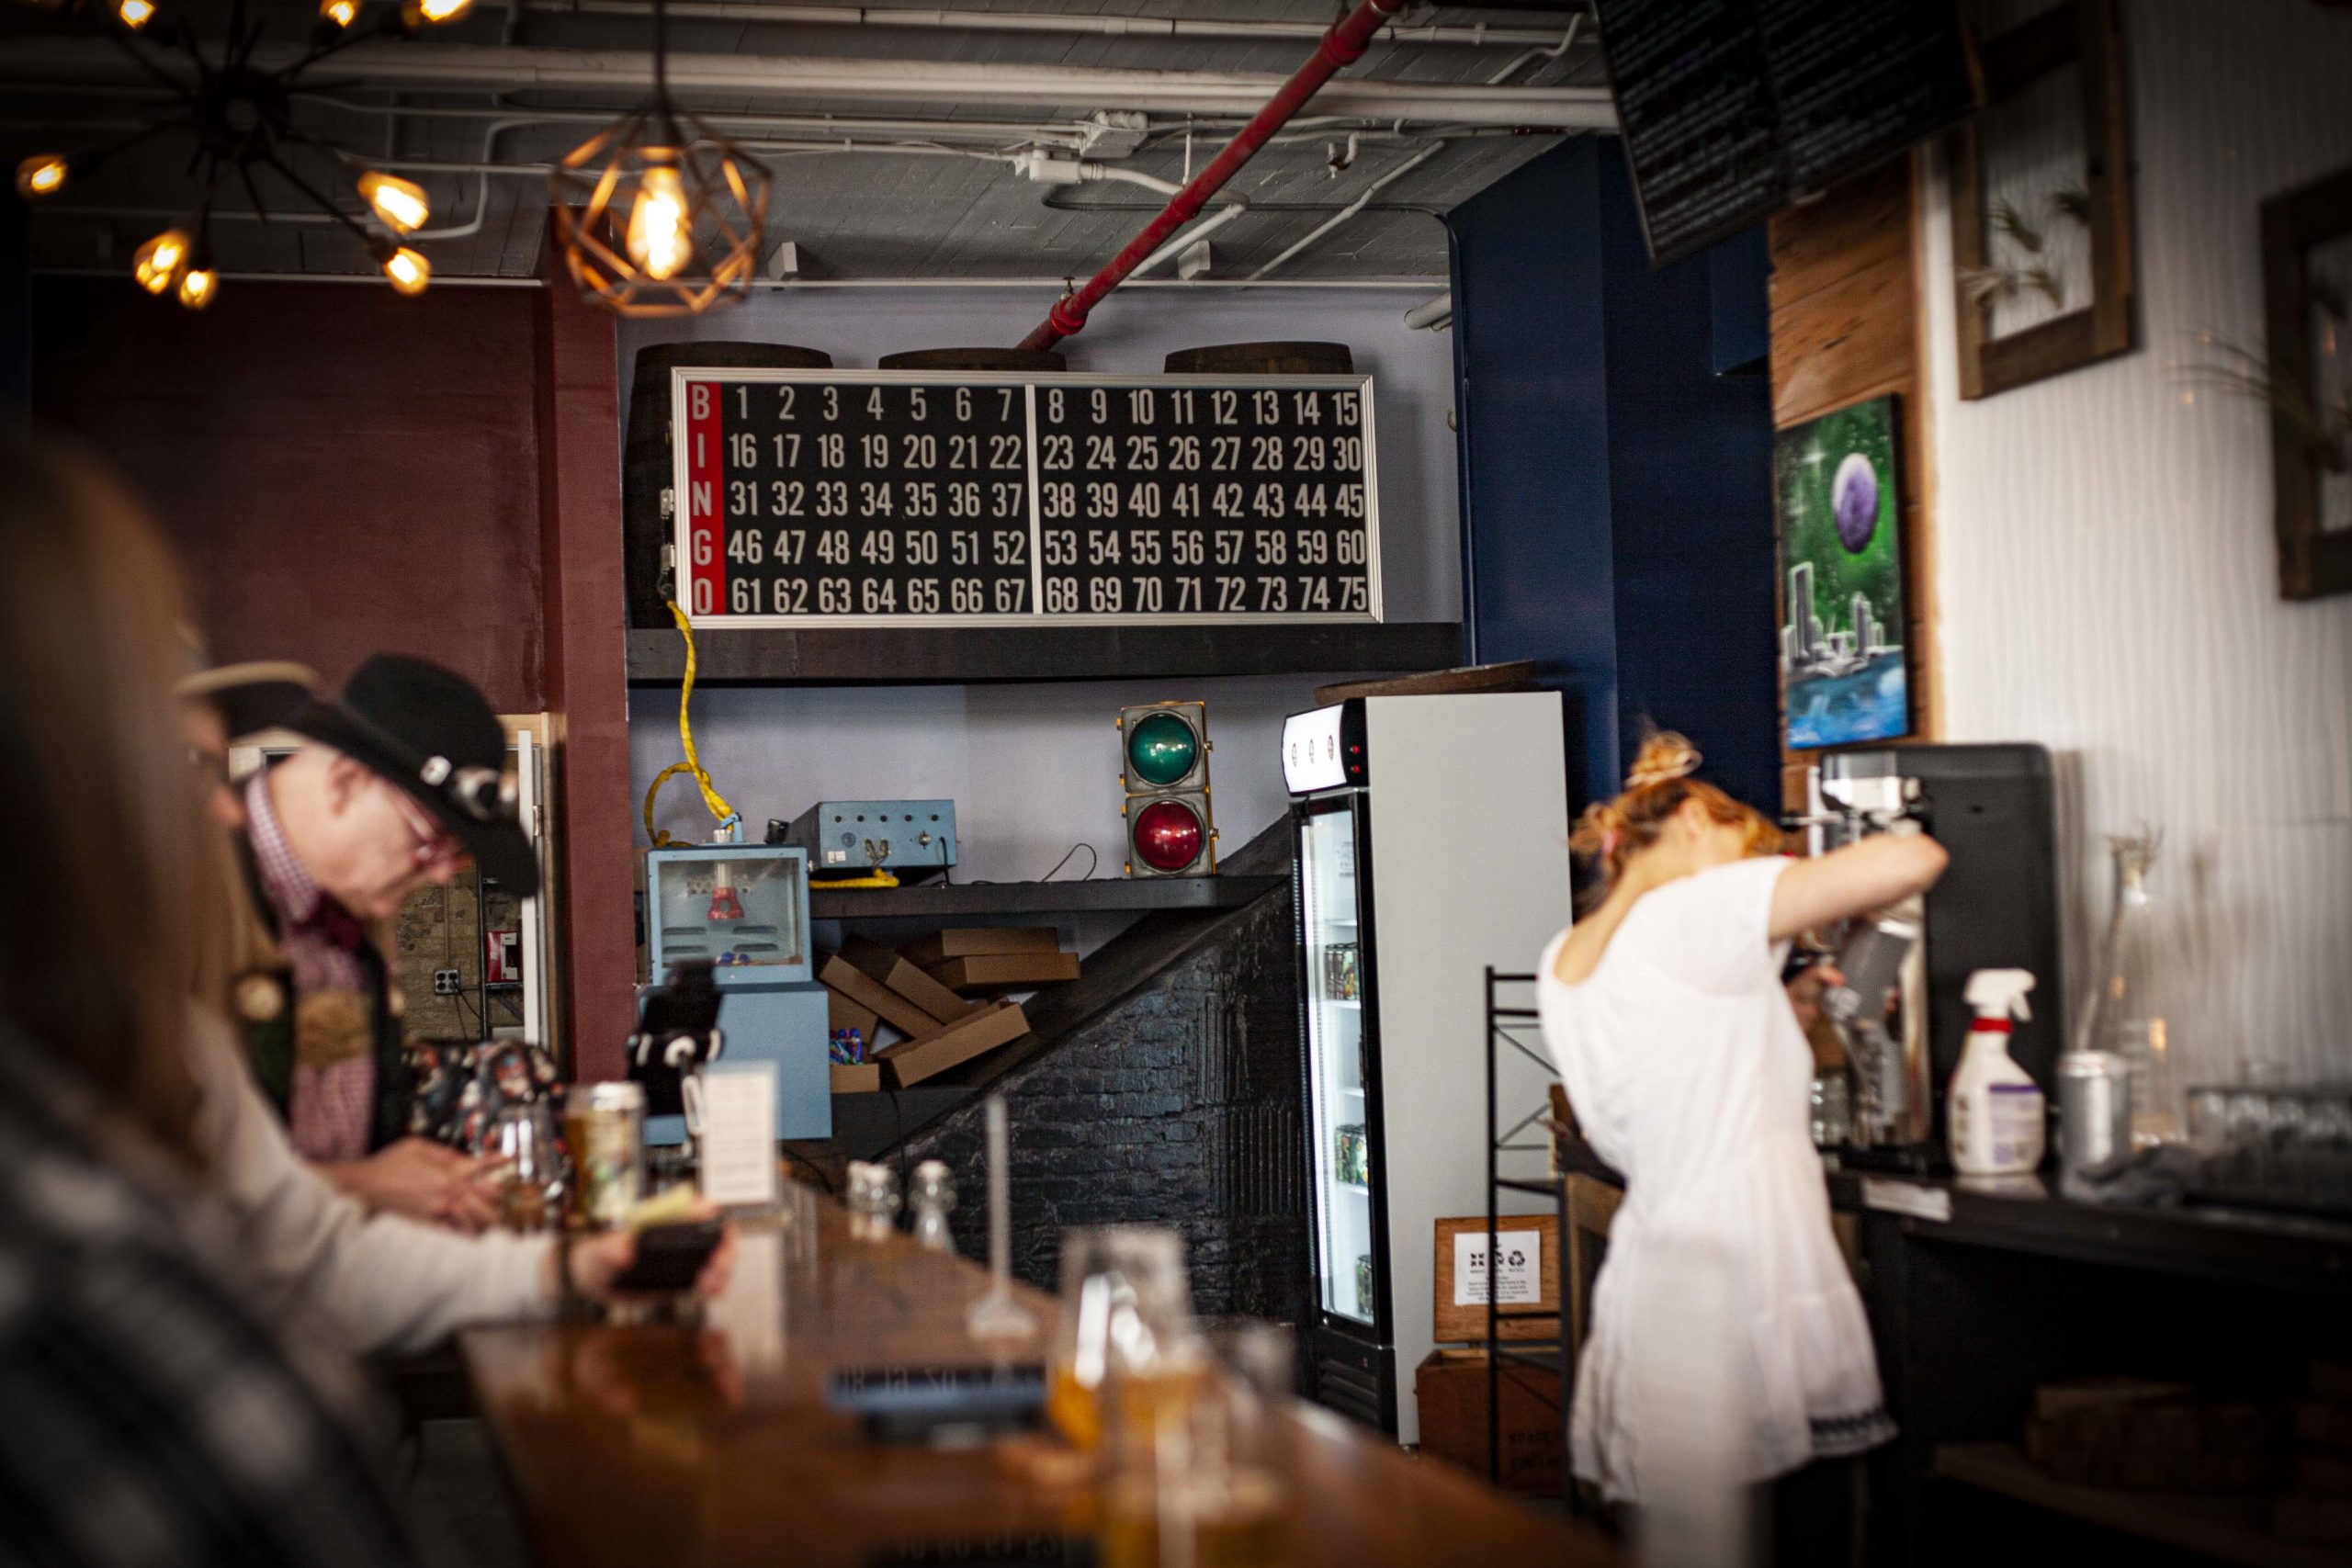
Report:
2259,164,2352,600
1950,0,2134,399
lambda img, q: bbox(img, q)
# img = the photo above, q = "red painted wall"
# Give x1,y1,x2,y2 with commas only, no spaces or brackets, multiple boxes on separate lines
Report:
32,278,546,711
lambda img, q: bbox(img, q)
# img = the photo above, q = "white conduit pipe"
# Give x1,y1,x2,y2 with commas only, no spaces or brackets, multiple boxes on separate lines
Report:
1484,15,1582,86
30,267,1453,291
6,40,1620,128
1090,168,1248,279
1401,290,1453,331
512,3,1584,50
1246,140,1445,281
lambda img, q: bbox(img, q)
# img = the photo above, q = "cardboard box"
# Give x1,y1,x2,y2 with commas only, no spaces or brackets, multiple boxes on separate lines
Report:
1432,1214,1562,1345
926,952,1081,992
828,988,881,1043
839,934,977,1024
901,927,1061,967
877,999,1029,1089
831,1063,882,1094
819,954,944,1039
1414,1349,1564,1495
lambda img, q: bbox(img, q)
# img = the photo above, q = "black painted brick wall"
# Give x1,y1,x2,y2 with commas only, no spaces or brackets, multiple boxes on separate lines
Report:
897,890,1307,1325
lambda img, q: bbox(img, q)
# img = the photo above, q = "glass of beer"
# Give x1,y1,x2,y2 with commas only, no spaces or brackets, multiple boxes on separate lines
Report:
1100,1321,1295,1568
490,1101,561,1231
1048,1226,1200,1453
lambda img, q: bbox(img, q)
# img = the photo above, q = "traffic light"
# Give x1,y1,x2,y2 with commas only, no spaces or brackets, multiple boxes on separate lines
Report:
1117,700,1216,877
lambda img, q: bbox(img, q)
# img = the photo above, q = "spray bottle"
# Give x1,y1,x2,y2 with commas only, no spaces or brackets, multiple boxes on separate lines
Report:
1948,969,2045,1177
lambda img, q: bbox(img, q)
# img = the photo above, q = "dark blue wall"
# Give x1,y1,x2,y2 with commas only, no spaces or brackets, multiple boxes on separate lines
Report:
1449,140,1779,816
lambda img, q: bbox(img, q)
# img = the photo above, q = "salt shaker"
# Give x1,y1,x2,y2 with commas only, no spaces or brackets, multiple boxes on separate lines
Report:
909,1159,956,1254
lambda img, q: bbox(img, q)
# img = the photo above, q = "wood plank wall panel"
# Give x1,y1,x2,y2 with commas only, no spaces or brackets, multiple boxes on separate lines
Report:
536,219,638,1077
31,279,546,712
1767,154,1940,813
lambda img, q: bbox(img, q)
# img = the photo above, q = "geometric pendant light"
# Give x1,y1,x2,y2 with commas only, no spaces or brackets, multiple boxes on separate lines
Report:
548,0,770,316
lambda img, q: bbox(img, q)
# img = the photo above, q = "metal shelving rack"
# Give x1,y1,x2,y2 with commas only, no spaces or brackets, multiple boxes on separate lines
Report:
1483,967,1576,1514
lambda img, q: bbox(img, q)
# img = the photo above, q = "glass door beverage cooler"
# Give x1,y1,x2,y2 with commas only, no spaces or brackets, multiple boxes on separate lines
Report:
1283,693,1571,1442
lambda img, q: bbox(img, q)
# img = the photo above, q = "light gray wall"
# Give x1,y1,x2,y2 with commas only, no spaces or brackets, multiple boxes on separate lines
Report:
621,285,1458,888
1918,0,2352,1084
631,673,1335,883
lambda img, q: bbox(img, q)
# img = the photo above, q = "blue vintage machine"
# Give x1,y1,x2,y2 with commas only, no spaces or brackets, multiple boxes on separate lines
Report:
775,799,958,876
640,842,830,1142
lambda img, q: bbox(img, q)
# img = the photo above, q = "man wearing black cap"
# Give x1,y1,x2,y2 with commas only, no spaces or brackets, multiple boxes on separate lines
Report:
181,656,735,1344
225,655,542,1228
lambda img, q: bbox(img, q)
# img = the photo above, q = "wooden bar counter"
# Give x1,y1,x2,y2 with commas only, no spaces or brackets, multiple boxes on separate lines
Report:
459,1201,1613,1567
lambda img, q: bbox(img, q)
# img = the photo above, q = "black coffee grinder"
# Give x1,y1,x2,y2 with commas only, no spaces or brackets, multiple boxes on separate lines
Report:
1803,743,2064,1169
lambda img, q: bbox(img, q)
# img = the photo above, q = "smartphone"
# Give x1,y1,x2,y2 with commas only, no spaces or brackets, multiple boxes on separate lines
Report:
609,1218,724,1293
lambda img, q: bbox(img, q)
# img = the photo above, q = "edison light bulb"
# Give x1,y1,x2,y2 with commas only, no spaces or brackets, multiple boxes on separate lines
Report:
357,171,429,234
15,154,67,198
176,263,218,311
625,164,693,281
132,229,191,295
115,0,155,28
404,0,471,22
320,0,357,27
381,244,431,296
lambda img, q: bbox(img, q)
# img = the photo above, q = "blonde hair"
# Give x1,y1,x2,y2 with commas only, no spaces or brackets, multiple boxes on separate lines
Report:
0,434,213,1159
1570,731,1784,893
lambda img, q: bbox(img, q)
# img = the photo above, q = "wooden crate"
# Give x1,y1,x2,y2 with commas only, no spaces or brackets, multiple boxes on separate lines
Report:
1432,1213,1562,1345
1414,1349,1565,1495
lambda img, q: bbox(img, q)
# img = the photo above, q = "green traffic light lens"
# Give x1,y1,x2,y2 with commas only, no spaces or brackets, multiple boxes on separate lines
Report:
1126,711,1199,787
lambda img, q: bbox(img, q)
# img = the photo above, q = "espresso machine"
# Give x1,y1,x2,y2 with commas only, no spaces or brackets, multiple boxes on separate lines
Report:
1801,744,2064,1168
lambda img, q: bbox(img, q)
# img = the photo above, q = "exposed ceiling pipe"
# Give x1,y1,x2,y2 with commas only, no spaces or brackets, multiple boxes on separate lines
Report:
510,2,1588,50
1012,151,1250,278
31,266,1449,291
1016,0,1427,351
7,82,1108,148
1402,290,1453,331
3,39,1617,127
1246,140,1445,281
1484,15,1582,86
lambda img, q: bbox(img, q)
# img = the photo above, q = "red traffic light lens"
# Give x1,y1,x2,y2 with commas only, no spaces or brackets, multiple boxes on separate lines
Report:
1132,800,1204,873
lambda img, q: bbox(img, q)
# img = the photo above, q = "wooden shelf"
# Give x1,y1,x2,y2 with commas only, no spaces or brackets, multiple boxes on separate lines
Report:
1933,1443,2341,1568
627,621,1463,686
808,874,1284,922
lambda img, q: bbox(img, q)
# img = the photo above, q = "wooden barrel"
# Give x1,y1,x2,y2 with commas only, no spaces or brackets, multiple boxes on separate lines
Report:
876,347,1069,373
623,341,833,628
1162,341,1354,375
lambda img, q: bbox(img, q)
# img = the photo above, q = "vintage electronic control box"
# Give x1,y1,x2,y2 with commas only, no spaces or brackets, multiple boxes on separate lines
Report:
777,800,958,874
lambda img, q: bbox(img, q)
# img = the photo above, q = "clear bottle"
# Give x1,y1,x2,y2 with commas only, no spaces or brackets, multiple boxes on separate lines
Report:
2075,831,2184,1146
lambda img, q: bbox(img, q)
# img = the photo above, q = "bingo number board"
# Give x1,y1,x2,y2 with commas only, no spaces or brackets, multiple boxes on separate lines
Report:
670,369,1382,626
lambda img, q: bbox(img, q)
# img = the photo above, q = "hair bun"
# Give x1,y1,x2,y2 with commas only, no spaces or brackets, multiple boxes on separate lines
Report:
1624,732,1702,791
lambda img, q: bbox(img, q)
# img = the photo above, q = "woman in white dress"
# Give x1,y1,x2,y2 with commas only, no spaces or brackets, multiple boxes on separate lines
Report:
1537,733,1947,1554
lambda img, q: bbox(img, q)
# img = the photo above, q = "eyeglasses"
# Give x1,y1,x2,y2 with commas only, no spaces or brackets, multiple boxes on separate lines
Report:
385,780,467,871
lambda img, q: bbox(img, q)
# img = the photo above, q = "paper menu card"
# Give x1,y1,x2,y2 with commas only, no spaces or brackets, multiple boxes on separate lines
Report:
695,1061,778,1208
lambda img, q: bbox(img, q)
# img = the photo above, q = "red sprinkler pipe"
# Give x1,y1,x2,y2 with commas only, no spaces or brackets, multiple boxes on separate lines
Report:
1015,0,1403,352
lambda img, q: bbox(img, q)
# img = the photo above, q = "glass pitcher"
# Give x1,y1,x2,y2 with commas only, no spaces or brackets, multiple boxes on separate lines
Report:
1047,1226,1203,1454
2075,831,2185,1146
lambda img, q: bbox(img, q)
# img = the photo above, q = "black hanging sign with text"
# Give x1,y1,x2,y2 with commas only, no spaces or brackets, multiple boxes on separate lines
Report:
672,369,1383,627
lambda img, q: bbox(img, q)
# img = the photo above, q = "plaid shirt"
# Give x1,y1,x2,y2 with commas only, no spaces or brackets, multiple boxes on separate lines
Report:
244,772,378,1163
0,1024,418,1567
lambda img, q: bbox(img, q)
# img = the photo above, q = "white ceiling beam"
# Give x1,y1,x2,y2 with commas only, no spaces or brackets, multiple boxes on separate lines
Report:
515,3,1589,51
3,39,1618,130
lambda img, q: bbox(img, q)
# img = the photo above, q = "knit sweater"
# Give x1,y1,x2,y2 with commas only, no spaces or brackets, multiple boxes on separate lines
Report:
187,1005,554,1357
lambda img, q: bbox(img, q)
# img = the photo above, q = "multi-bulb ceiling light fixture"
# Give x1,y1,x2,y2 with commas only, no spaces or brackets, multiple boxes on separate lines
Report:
548,0,771,317
11,0,473,310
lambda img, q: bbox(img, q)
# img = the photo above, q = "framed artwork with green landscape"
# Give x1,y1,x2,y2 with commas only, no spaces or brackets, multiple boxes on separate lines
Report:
1775,395,1911,750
